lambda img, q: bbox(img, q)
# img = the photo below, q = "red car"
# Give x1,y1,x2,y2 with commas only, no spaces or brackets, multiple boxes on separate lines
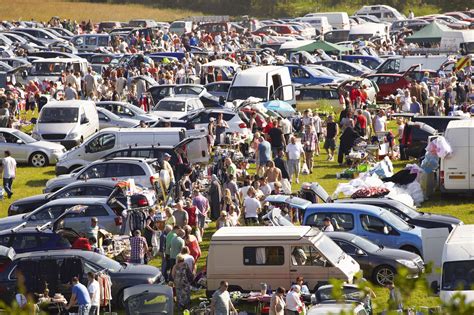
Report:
252,24,299,37
366,65,419,102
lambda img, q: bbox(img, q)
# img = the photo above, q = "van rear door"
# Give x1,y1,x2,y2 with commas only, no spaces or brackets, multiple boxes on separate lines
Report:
443,127,469,190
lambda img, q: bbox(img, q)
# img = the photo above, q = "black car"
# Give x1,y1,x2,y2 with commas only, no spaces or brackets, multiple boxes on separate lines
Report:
412,116,467,134
8,179,153,216
0,226,71,254
335,198,462,232
400,122,437,159
327,232,424,285
0,250,163,307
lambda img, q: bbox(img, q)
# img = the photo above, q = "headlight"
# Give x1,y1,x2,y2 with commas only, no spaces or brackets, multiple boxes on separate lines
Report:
66,132,79,140
147,276,157,284
396,259,417,268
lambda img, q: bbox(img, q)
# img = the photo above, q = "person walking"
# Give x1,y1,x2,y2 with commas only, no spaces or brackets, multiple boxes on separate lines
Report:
256,135,272,176
270,287,286,315
130,230,149,264
302,125,317,174
243,187,261,225
285,136,304,184
170,228,185,269
324,115,339,162
171,254,193,311
87,272,100,315
267,119,286,157
285,285,303,315
65,277,91,315
211,281,237,315
1,151,16,199
274,149,290,181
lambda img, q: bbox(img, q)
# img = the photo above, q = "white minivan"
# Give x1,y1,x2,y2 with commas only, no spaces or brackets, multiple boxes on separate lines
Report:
303,12,350,30
54,127,206,174
169,21,193,35
27,57,88,83
298,16,332,35
32,100,99,150
226,66,295,107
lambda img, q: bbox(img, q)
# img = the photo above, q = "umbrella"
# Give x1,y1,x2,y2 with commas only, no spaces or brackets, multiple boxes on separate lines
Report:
263,100,296,117
203,59,240,69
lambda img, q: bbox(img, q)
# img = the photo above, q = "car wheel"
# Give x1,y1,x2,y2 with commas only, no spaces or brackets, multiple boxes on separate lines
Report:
373,265,396,286
29,152,49,167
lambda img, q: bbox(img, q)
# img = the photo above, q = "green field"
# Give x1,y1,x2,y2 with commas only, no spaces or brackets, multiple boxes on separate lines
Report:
1,111,473,312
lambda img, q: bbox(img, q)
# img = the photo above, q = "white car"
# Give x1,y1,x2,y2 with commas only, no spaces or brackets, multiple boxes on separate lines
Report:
44,157,164,193
152,96,204,119
0,128,66,167
96,101,158,123
97,107,138,129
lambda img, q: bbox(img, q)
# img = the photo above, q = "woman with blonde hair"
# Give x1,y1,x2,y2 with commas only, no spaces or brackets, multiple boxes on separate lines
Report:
221,188,233,213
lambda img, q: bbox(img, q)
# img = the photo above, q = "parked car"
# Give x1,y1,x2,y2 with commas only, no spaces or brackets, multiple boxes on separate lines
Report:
0,249,163,306
204,81,231,99
8,179,155,216
340,55,382,70
286,64,338,85
327,232,424,285
400,122,437,160
152,96,205,119
97,107,139,129
44,158,162,193
295,85,340,108
303,203,425,256
335,198,461,231
315,60,372,76
147,84,220,108
0,226,71,253
312,284,371,314
0,197,123,235
96,101,158,124
0,128,66,167
124,285,174,314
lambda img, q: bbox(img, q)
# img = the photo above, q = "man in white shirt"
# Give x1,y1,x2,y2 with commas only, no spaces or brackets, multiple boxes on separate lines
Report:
1,151,16,198
64,83,78,100
244,187,261,225
180,246,196,274
373,110,387,133
87,272,100,315
285,285,303,315
285,136,304,184
321,217,334,232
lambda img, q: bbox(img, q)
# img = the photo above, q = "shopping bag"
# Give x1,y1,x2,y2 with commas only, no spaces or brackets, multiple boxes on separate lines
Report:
301,162,310,175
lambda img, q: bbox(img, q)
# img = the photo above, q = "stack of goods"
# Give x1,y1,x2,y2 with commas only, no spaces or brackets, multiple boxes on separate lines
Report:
351,187,390,199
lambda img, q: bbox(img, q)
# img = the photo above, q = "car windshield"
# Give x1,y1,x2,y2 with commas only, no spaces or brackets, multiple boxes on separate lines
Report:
380,211,411,231
154,100,185,112
227,87,267,102
39,108,79,123
92,254,122,272
30,62,68,75
388,202,420,218
350,235,381,252
442,260,474,291
126,292,172,314
12,130,36,143
316,286,364,302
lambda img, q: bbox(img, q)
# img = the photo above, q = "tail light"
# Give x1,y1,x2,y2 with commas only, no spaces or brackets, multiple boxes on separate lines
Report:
440,171,444,186
114,216,123,226
137,197,149,207
239,122,247,128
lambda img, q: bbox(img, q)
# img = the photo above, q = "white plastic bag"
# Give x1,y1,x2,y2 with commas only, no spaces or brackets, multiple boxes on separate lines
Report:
281,178,292,194
301,162,310,175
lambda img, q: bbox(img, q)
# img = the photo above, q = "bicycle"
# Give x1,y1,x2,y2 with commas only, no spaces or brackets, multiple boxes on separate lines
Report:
189,298,211,315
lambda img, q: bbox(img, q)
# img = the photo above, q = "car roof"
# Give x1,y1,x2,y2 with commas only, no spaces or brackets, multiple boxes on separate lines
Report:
306,203,386,214
296,85,337,90
60,179,118,189
159,96,198,102
41,197,109,206
98,157,157,163
42,100,94,108
16,249,98,260
0,226,55,235
212,226,317,241
324,231,359,241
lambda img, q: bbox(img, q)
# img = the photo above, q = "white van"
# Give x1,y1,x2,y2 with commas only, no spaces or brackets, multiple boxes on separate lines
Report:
355,5,405,22
348,23,389,41
27,57,88,83
440,120,474,192
376,55,451,73
226,66,295,107
32,100,99,150
54,127,206,174
424,225,474,304
169,21,193,35
298,16,332,35
206,226,360,295
303,12,350,30
70,34,111,52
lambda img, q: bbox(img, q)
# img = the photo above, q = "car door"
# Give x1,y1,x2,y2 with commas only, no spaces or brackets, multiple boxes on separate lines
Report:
84,133,117,161
0,131,29,162
105,162,147,186
27,205,68,226
98,111,114,129
10,234,40,252
359,214,397,248
334,240,371,276
63,204,115,234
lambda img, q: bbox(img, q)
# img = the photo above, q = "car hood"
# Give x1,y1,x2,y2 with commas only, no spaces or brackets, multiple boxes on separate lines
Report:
29,140,66,151
11,193,49,206
414,212,462,225
376,246,421,260
35,122,77,135
116,263,162,278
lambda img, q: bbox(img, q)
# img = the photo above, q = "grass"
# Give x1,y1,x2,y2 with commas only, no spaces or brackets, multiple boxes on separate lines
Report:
0,0,201,22
1,109,472,312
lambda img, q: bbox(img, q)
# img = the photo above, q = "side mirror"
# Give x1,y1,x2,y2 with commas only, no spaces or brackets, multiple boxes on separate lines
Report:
356,249,365,256
81,117,89,124
22,70,28,78
430,281,440,294
16,139,23,144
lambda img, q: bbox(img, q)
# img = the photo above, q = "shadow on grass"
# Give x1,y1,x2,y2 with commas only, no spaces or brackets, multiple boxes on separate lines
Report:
44,170,56,176
26,179,48,187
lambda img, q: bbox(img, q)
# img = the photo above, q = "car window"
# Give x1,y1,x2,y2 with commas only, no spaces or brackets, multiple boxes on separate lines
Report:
98,112,108,121
85,36,97,46
85,205,109,217
0,235,11,246
291,245,331,267
105,150,129,158
85,186,113,196
86,134,116,153
0,132,19,144
105,163,146,177
130,149,153,158
334,240,359,255
80,164,108,179
54,187,87,199
98,37,109,46
243,246,284,265
30,205,65,221
11,235,38,249
305,212,354,231
360,214,387,234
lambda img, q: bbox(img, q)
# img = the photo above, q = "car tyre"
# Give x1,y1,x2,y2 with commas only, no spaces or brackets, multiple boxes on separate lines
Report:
29,152,49,167
373,265,396,286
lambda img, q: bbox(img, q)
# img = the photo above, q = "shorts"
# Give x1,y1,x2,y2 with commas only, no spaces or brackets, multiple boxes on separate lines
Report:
197,213,206,228
324,138,336,150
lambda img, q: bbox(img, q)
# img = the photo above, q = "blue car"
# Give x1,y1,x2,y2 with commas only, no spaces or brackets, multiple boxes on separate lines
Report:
0,225,71,253
285,64,338,85
303,203,424,256
340,55,382,70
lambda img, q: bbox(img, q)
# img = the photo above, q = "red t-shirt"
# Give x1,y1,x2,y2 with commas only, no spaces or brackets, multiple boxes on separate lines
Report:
357,114,367,129
72,238,91,251
184,206,197,227
263,122,273,134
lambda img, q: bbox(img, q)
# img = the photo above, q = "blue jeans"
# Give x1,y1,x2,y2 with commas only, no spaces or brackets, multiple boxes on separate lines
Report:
3,177,13,198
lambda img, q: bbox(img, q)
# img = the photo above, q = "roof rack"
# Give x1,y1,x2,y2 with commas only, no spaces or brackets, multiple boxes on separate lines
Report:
36,222,52,232
10,222,27,233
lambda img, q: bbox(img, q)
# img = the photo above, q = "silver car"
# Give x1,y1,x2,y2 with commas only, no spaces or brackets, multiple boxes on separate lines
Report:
96,101,158,123
0,128,66,167
97,107,139,129
0,197,122,235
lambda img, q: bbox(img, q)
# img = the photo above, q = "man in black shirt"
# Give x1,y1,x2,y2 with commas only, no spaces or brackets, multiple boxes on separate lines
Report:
267,121,286,157
274,149,290,180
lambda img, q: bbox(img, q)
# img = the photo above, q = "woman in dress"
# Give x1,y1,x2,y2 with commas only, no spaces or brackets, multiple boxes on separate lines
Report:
171,254,193,310
184,225,201,262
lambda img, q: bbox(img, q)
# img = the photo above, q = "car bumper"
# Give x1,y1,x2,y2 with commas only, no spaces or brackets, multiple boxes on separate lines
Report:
49,152,64,164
